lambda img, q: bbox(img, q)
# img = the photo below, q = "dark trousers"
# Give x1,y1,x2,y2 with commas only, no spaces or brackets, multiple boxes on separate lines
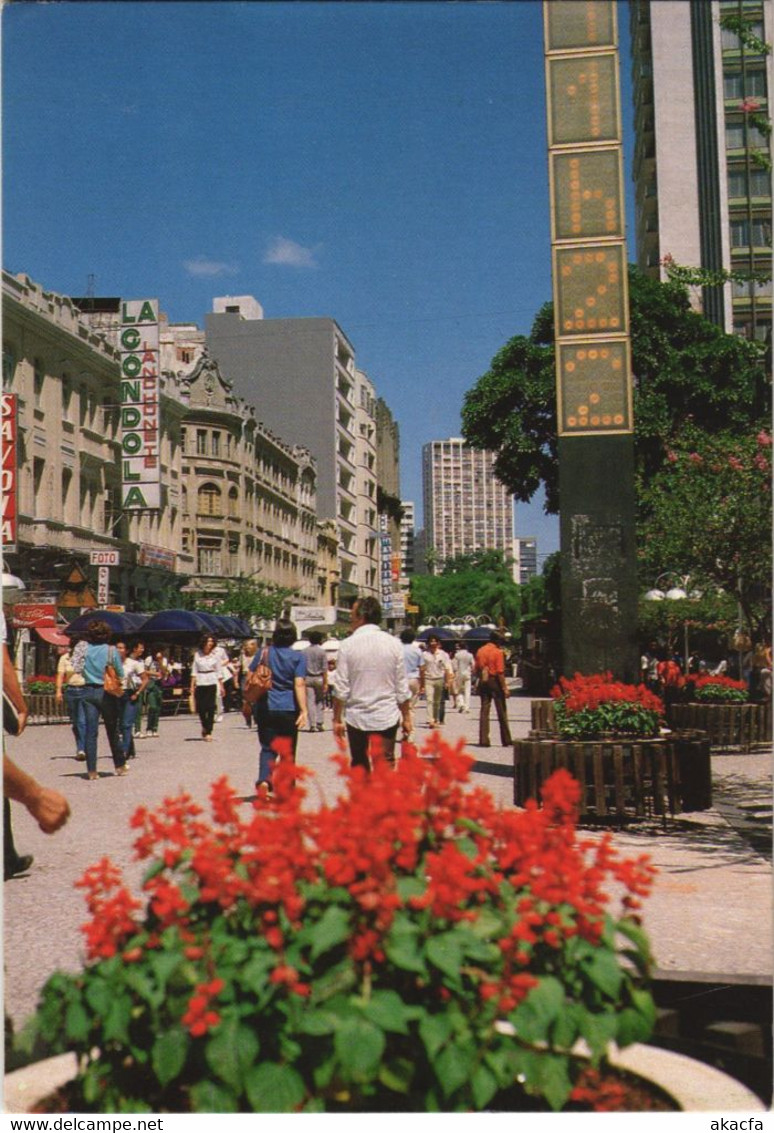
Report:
195,684,217,736
4,797,23,875
346,723,399,770
478,680,512,747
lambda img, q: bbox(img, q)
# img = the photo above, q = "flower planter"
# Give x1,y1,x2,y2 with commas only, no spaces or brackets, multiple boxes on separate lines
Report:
24,693,69,725
514,736,686,820
4,1045,763,1113
668,702,772,752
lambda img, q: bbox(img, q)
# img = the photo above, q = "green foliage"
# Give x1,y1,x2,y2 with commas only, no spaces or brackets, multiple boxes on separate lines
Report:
461,266,770,513
30,749,656,1113
718,12,771,55
209,576,295,622
409,550,521,625
553,700,662,741
638,429,772,643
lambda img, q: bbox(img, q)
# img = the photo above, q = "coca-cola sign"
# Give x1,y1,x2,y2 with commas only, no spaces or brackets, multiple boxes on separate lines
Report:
12,603,57,629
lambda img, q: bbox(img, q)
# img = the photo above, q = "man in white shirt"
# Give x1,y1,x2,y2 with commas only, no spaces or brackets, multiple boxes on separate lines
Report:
452,643,475,713
332,597,411,769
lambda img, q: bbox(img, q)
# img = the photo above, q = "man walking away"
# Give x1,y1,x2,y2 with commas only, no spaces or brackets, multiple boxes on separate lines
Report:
453,642,474,713
400,628,423,742
304,631,328,732
475,631,512,748
332,597,411,770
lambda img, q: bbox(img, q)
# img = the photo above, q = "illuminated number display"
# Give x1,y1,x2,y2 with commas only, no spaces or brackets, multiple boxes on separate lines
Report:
554,243,627,336
558,340,632,435
551,149,623,240
545,0,616,52
547,53,620,146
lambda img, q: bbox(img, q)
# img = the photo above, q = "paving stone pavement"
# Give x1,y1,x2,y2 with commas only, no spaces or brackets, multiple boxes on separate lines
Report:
3,695,771,1036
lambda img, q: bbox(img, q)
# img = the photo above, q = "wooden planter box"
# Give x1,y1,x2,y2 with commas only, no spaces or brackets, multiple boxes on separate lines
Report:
24,693,69,725
668,702,771,752
530,698,557,735
514,732,712,820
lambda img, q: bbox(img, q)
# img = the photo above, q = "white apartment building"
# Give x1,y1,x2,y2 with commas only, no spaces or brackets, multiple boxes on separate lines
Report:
422,439,515,575
630,0,772,342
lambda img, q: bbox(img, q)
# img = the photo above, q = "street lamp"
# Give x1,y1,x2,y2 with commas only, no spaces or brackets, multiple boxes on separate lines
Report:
644,572,701,666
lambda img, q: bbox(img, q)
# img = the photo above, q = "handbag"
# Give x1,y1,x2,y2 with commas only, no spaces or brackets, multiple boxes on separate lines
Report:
103,647,123,698
243,647,272,707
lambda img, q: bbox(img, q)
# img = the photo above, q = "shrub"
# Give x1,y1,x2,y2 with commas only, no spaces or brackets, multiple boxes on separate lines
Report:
686,674,749,704
551,672,665,740
26,676,57,695
31,738,656,1113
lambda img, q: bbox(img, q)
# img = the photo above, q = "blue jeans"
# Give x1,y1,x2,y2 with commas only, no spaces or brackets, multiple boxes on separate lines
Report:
254,705,298,786
120,692,140,758
82,685,126,775
64,685,87,754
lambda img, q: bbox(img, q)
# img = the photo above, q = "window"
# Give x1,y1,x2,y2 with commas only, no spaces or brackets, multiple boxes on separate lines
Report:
724,69,767,98
180,428,187,454
196,430,207,455
198,482,222,516
33,358,44,407
61,374,73,420
731,217,772,246
33,457,46,515
197,539,222,575
732,276,772,297
3,344,16,387
212,431,221,456
728,168,771,197
721,20,765,51
228,486,239,517
726,120,770,149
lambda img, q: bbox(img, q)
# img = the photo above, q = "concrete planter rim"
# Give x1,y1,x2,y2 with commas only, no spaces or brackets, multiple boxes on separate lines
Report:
4,1045,765,1113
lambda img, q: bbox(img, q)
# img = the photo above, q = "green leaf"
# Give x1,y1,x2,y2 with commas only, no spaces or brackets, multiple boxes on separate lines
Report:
617,918,653,962
425,932,463,979
419,1011,454,1060
378,1057,415,1094
577,1009,618,1060
471,1063,499,1109
469,906,504,939
434,1039,476,1098
294,1009,338,1036
308,905,351,960
102,995,131,1043
244,1062,307,1113
240,952,275,996
585,950,623,999
384,924,425,974
484,1044,521,1088
206,1017,259,1091
334,1017,385,1082
514,976,565,1042
84,978,112,1018
142,859,167,885
396,875,426,901
124,968,158,1006
534,1053,573,1112
188,1079,239,1113
152,1027,189,1088
148,949,181,989
360,989,411,1034
616,1006,653,1047
64,1000,89,1043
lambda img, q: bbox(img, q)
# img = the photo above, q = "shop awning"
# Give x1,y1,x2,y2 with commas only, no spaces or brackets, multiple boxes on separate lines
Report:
35,626,73,647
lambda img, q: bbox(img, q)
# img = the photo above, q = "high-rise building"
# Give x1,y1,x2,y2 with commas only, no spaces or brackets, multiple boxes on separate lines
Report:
205,300,395,605
421,439,515,573
514,537,538,586
400,501,416,582
630,0,772,344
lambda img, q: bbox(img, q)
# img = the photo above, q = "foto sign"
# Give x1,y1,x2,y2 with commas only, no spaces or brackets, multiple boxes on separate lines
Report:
90,550,120,567
120,299,160,510
1,393,18,551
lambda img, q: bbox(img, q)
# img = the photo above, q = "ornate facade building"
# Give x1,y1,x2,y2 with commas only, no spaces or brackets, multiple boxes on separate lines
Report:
2,271,191,608
179,351,318,602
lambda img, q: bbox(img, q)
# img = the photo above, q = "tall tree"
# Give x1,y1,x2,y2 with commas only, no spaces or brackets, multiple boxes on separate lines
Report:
461,267,770,513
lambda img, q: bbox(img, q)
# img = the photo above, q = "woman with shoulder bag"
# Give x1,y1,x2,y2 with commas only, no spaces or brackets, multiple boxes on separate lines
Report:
55,637,87,762
250,620,308,799
80,620,128,781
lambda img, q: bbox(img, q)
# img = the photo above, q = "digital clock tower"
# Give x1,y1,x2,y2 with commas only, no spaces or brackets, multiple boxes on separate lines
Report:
543,0,638,681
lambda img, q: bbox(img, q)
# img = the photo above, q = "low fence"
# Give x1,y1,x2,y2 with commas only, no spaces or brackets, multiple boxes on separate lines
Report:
23,690,194,725
514,732,711,821
668,702,771,752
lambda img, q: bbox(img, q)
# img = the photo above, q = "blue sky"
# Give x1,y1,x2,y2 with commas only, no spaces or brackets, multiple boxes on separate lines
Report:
2,1,635,566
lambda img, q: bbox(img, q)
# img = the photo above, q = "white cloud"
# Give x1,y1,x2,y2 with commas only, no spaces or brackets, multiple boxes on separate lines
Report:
183,257,238,278
263,236,320,268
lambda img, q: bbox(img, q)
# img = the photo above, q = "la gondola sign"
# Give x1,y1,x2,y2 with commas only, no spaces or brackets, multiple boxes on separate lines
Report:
120,299,160,510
